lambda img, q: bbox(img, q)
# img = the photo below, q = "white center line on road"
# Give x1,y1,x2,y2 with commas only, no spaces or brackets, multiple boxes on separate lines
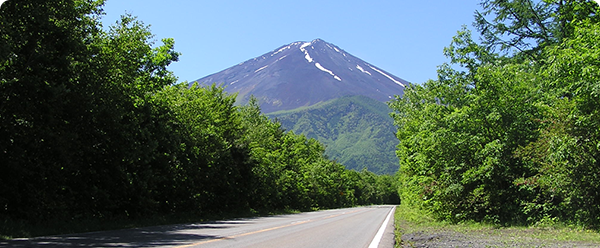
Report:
368,206,395,248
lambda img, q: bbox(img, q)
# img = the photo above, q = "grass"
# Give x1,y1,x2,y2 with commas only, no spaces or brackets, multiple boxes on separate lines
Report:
393,204,600,247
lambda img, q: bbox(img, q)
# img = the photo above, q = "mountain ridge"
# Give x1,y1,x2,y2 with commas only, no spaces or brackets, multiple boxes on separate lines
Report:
193,38,407,113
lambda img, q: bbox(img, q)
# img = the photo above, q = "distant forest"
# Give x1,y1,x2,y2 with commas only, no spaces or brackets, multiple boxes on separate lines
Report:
0,0,398,236
270,95,399,174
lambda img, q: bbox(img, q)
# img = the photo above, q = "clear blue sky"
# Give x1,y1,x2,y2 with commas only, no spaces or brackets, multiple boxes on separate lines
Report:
101,0,481,84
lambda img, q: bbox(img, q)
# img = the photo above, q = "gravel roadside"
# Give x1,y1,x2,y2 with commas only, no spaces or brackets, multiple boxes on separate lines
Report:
400,229,599,248
395,206,600,248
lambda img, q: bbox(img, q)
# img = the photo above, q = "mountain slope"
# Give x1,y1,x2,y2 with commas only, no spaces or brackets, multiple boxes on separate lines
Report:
269,95,399,174
193,39,407,113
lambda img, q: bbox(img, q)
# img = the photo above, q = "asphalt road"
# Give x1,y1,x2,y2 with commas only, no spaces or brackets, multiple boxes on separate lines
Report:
1,205,396,248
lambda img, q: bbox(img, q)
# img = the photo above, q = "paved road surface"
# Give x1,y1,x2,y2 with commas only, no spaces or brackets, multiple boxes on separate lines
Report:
1,205,396,248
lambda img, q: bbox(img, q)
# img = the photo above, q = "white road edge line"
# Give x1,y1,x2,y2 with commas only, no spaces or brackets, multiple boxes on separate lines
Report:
368,206,395,248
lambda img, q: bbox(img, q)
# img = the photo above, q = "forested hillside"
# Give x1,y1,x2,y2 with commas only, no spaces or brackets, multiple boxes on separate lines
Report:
389,0,600,227
269,95,399,174
0,0,398,237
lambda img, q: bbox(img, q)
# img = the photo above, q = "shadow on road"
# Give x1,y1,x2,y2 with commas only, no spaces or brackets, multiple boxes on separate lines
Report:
0,220,251,248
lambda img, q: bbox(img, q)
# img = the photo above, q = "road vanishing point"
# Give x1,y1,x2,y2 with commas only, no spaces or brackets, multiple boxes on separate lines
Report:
2,205,396,248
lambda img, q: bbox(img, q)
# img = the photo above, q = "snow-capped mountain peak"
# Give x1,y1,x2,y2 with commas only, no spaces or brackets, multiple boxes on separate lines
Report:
193,39,407,113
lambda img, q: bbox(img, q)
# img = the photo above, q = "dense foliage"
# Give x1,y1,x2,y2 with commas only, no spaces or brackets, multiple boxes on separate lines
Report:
0,0,398,231
389,0,600,227
269,95,399,174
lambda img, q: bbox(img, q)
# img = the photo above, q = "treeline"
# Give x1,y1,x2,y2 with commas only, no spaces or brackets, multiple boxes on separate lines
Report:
0,0,398,227
389,0,600,227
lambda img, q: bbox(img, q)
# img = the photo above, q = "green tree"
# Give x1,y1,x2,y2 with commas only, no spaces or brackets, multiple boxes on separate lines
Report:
0,0,179,220
390,16,542,225
516,20,600,227
390,0,600,226
153,83,253,213
238,97,288,210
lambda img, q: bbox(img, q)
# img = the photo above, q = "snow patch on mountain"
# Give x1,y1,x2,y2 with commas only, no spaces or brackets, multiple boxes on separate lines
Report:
272,45,291,56
304,52,313,63
369,66,405,86
255,65,269,73
316,63,342,81
299,42,314,63
315,63,332,74
356,65,372,75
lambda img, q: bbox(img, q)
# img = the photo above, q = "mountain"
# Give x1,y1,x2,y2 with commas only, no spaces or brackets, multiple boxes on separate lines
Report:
193,38,407,113
192,39,405,174
269,95,399,174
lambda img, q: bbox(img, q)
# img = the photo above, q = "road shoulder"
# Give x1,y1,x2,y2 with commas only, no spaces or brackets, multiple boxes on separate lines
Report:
378,205,396,248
